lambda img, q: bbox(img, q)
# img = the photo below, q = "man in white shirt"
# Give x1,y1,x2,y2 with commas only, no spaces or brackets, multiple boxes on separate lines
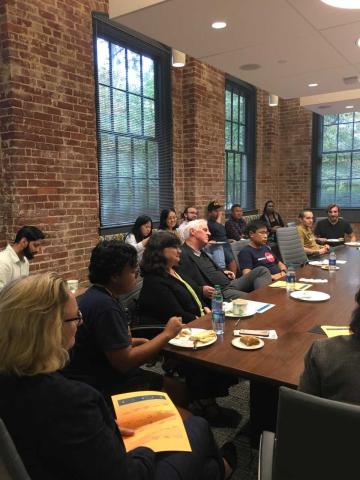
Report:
0,226,45,291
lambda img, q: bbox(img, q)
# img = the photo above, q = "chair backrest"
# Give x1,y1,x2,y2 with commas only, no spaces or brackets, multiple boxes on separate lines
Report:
276,226,307,267
230,239,250,270
0,419,31,480
273,387,360,480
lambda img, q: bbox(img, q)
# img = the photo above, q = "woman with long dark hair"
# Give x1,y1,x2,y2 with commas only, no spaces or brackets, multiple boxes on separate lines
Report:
299,288,360,404
125,215,153,262
139,231,240,428
159,208,178,233
260,200,284,242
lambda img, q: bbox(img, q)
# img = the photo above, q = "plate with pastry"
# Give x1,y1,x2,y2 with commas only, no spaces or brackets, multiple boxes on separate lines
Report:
169,328,217,348
231,335,264,350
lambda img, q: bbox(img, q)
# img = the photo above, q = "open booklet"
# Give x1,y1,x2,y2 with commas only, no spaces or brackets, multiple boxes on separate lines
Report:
112,391,192,453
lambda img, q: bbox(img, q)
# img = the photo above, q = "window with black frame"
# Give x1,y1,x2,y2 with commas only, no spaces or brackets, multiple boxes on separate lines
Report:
224,79,255,211
313,112,360,207
93,16,172,231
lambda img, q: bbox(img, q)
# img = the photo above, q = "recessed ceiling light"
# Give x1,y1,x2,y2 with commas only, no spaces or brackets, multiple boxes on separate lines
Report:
318,105,331,109
277,59,287,64
239,63,261,71
356,37,360,47
321,0,360,8
345,105,354,109
211,21,227,29
308,83,319,87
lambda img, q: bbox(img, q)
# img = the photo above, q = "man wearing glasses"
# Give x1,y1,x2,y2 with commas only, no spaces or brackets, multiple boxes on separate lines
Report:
238,221,287,281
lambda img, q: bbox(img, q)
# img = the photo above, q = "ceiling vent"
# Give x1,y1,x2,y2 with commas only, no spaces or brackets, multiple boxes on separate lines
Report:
343,75,360,85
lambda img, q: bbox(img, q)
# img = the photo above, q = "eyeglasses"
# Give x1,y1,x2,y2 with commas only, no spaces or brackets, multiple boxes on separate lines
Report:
64,310,83,326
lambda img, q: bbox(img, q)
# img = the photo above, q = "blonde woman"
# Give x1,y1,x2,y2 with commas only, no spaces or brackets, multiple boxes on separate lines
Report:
0,273,236,480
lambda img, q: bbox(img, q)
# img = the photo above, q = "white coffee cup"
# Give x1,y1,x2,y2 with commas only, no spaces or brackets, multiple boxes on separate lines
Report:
232,299,248,316
67,279,79,293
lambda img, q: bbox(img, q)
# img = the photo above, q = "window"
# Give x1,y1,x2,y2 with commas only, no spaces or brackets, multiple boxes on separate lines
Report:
224,78,256,210
93,16,172,231
312,112,360,207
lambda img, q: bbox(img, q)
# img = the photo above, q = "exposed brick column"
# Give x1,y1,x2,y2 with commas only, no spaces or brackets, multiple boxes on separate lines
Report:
172,57,225,217
0,0,108,281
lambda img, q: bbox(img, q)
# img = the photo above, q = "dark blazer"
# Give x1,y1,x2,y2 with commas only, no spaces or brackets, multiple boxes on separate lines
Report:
176,243,229,289
139,270,204,324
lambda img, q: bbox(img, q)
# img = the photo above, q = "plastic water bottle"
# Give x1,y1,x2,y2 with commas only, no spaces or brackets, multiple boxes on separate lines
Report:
211,285,224,335
286,265,296,292
329,248,337,271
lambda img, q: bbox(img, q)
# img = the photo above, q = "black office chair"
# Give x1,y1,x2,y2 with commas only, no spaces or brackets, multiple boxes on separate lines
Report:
258,387,360,480
276,226,308,267
0,418,31,480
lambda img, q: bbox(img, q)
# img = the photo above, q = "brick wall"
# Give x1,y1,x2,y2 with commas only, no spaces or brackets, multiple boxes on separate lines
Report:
172,57,225,218
0,0,107,281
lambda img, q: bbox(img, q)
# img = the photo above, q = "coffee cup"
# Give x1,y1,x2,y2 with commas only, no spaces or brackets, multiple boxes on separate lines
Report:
232,299,248,316
67,279,79,293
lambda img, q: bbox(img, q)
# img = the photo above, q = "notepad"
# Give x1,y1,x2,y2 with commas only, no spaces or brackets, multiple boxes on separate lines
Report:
270,281,311,290
112,391,191,453
321,326,351,338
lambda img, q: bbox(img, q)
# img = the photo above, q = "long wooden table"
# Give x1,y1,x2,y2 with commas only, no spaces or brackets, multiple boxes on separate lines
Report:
164,245,360,440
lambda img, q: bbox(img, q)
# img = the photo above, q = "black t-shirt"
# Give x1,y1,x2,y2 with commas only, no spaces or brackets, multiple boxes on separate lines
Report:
238,244,280,275
314,218,353,239
0,372,154,480
64,286,131,391
208,218,228,242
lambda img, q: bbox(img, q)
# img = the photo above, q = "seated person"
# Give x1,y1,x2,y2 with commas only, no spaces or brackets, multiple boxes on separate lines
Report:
225,204,247,241
139,231,209,324
177,206,198,243
297,210,330,256
260,200,284,243
238,221,287,281
0,225,45,292
0,273,236,480
315,203,356,243
63,240,182,401
125,215,153,262
177,219,272,303
207,200,237,274
139,231,240,428
159,208,179,235
299,287,360,405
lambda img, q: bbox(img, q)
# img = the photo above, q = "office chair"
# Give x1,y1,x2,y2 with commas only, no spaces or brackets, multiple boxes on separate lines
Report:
0,418,31,480
258,387,360,480
230,238,250,271
276,226,308,267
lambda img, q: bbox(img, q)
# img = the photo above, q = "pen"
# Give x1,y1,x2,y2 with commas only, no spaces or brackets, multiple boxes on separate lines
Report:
257,304,270,312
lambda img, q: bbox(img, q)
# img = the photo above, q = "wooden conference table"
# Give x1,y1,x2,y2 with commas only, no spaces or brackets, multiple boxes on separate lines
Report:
164,245,360,440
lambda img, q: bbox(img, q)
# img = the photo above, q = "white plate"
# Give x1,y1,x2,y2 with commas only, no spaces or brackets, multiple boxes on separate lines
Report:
321,265,340,270
169,328,217,348
327,239,342,242
290,291,330,302
225,304,258,318
345,242,360,247
231,337,264,350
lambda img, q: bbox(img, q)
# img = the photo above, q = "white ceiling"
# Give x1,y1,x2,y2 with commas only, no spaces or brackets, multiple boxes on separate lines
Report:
109,0,360,114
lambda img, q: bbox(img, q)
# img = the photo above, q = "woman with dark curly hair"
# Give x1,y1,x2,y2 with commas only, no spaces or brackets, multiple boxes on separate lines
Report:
299,287,360,404
138,231,240,428
159,208,178,233
139,231,209,324
125,215,153,262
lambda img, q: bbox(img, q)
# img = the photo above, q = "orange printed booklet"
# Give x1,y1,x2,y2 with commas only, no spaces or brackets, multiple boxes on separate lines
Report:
111,391,192,453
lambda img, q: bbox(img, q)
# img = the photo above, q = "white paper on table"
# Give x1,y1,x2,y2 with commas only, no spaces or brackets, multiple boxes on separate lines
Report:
233,329,278,340
223,300,274,313
299,278,328,284
313,259,347,265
